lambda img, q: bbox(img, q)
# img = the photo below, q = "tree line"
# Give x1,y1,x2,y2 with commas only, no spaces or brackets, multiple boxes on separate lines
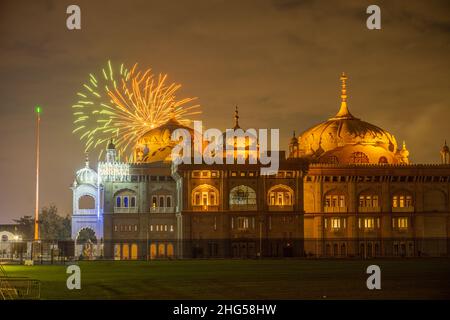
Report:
14,205,71,241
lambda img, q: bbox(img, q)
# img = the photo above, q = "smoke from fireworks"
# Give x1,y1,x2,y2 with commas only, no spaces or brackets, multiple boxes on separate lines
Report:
72,61,200,160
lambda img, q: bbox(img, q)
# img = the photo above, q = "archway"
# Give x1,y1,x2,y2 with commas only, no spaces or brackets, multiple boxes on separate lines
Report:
76,227,97,260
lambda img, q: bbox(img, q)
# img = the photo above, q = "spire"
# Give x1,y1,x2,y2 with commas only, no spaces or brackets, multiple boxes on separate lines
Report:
290,130,298,145
333,72,355,119
441,140,450,164
233,105,240,129
85,153,89,168
441,140,449,153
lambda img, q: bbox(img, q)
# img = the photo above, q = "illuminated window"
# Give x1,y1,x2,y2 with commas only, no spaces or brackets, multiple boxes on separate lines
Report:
268,185,293,206
331,218,341,230
192,184,219,207
325,194,345,207
359,194,379,207
394,217,408,229
392,194,413,207
115,190,137,209
350,152,369,164
236,217,249,230
152,196,157,208
364,218,375,229
170,225,174,232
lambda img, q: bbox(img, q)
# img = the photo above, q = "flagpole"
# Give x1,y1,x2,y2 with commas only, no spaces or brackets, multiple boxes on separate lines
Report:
34,106,41,241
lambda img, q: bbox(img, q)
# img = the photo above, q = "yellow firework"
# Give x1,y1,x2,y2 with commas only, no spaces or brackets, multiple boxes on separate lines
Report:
72,61,201,160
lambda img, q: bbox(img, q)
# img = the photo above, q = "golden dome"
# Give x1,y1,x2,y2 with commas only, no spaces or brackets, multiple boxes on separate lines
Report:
297,73,406,165
133,117,194,163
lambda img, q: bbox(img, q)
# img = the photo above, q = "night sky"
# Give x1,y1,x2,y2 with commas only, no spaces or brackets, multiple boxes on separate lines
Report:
0,0,449,223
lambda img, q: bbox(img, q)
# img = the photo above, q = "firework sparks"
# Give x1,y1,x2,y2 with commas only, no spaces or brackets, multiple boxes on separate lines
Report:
72,61,201,160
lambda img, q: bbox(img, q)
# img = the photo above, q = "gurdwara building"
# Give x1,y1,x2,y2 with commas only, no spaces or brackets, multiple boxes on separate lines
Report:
71,74,450,259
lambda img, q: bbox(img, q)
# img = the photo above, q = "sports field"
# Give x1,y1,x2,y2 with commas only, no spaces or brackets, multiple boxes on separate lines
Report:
3,259,450,299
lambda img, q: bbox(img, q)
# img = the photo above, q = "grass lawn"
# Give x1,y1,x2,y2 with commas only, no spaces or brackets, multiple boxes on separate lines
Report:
3,259,450,300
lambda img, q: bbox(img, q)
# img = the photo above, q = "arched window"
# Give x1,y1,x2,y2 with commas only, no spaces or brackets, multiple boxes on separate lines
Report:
230,185,257,209
79,195,95,209
192,184,219,208
114,189,138,212
392,193,413,208
350,152,369,164
378,156,388,164
267,185,293,206
358,190,379,210
150,189,173,211
324,191,346,208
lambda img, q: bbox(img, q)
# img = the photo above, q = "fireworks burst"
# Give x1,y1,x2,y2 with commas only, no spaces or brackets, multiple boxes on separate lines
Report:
72,61,201,160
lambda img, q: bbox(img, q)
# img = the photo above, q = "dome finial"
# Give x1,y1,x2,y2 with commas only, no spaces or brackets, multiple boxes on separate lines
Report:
441,140,450,164
169,101,176,119
234,105,240,129
334,72,355,119
85,153,89,168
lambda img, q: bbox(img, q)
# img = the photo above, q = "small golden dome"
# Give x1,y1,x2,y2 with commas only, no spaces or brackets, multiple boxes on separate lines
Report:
297,73,401,164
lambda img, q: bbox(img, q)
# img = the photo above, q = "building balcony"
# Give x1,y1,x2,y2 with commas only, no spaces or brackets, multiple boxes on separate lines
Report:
392,206,414,213
150,207,175,214
324,206,347,213
114,207,138,214
358,206,381,213
76,209,98,215
229,204,257,211
192,205,219,212
268,205,294,212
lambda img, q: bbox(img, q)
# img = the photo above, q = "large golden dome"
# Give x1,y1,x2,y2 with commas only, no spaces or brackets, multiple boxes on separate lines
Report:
295,73,409,165
133,117,194,163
